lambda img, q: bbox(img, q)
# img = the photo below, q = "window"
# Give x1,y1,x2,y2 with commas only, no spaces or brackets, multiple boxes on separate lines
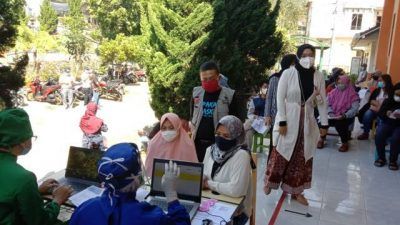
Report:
376,16,382,26
351,14,363,30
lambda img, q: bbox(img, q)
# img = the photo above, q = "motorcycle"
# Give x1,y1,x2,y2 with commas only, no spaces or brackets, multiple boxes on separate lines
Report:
26,80,63,105
135,70,147,82
122,71,138,85
98,80,124,101
10,89,27,107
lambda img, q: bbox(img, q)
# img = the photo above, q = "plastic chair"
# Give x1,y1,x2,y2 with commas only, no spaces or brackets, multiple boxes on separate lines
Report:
252,132,269,153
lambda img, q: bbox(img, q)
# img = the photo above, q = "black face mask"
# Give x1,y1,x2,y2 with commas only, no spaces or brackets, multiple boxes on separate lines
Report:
372,76,379,81
215,136,237,151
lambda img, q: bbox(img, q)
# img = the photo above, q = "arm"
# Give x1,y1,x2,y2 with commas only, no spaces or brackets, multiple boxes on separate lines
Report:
160,200,191,225
317,74,328,126
247,99,256,119
344,101,360,118
207,152,251,197
265,77,278,117
276,72,288,126
16,173,60,225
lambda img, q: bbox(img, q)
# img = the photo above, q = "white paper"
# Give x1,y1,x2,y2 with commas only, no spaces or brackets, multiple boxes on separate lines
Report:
136,187,150,202
192,201,237,225
69,186,104,207
251,117,269,134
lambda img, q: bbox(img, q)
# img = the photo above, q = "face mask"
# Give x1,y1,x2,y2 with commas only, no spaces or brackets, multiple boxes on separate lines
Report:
337,84,346,91
260,88,268,95
21,146,31,155
299,57,315,69
161,130,178,142
202,79,220,93
394,96,400,102
215,136,237,151
378,81,385,88
372,76,379,81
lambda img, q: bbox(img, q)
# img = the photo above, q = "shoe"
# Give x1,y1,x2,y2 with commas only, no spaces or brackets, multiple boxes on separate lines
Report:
374,159,386,167
389,162,399,171
317,137,325,149
264,186,272,195
339,143,349,152
292,194,309,206
357,133,369,140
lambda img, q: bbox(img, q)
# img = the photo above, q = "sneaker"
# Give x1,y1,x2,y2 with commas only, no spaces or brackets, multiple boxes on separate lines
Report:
357,133,369,140
339,143,349,152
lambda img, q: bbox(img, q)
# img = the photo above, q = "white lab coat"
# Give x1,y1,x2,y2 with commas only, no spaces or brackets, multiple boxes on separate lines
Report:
273,67,328,161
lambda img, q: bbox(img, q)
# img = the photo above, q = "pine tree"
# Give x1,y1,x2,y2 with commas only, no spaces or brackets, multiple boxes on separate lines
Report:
39,0,59,34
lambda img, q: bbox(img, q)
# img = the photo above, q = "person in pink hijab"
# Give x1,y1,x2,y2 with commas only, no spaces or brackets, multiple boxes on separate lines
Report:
145,113,198,176
80,102,108,150
317,75,360,152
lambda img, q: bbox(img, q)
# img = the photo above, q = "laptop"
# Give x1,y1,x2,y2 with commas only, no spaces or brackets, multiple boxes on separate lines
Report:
146,158,203,219
57,146,103,193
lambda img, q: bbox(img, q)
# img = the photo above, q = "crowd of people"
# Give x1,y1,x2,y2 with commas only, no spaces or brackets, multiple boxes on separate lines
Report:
0,43,399,225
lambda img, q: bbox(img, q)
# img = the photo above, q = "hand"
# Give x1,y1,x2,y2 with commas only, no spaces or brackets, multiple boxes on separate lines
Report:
161,161,180,203
202,178,209,190
279,126,287,136
39,179,59,195
387,111,393,117
265,116,272,126
52,185,73,205
337,114,346,120
320,128,328,137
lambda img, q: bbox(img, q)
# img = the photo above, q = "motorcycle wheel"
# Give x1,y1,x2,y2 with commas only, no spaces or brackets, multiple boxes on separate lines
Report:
27,93,34,101
54,92,63,105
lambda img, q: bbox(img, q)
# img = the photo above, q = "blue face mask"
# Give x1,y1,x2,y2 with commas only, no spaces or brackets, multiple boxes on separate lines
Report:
378,81,385,88
215,136,237,151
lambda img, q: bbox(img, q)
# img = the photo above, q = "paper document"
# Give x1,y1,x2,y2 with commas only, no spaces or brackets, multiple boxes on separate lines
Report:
251,117,269,134
69,186,104,207
192,201,236,225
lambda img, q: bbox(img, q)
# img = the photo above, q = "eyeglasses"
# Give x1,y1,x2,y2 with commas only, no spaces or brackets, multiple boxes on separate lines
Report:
32,135,38,141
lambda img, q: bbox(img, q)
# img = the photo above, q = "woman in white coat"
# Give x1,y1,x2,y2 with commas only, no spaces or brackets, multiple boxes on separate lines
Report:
264,44,328,205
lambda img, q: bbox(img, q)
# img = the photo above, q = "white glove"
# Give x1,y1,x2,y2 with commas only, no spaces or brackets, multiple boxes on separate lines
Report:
161,160,180,203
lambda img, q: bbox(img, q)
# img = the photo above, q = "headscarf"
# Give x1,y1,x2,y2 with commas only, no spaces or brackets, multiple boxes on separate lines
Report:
145,113,198,176
295,44,316,102
270,54,297,79
211,115,245,166
79,102,103,135
97,143,142,208
328,75,360,116
0,109,33,149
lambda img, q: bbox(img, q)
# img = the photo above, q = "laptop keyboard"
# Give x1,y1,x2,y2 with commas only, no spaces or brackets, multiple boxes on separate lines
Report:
149,198,194,213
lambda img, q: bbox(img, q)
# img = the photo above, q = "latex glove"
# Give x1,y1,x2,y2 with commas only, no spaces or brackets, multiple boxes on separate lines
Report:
161,161,180,203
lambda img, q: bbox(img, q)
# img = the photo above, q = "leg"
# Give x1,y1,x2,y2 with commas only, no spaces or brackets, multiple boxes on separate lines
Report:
389,127,400,165
68,89,74,107
83,88,90,105
374,123,392,164
245,128,255,151
334,119,350,143
62,89,68,107
362,109,377,134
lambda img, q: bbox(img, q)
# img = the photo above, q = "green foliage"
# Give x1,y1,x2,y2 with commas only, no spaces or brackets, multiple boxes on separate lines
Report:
39,0,59,34
98,34,142,64
14,25,65,53
0,0,25,53
88,0,142,39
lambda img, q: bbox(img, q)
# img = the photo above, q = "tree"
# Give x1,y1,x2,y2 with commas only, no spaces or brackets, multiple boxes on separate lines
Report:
39,0,59,34
65,0,88,76
0,0,28,109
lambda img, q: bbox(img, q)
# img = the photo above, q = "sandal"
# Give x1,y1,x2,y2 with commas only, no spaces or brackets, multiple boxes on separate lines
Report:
317,137,326,149
374,159,386,167
389,162,399,171
292,194,309,206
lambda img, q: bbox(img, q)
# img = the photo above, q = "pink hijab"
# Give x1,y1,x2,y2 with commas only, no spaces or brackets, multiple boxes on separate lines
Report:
328,75,360,116
79,103,103,134
145,113,198,176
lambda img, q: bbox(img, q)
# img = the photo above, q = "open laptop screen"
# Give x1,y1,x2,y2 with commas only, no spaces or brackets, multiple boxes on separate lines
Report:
65,146,103,182
151,159,203,202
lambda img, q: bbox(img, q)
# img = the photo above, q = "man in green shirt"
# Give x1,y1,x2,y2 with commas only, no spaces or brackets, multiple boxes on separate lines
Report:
0,108,73,225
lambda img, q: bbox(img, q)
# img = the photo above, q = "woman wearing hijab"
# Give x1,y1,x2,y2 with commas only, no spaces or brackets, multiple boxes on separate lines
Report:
317,75,360,152
145,113,198,176
70,143,190,225
0,108,73,225
374,82,400,170
325,68,345,94
203,116,254,225
264,44,328,206
80,102,108,150
358,74,394,140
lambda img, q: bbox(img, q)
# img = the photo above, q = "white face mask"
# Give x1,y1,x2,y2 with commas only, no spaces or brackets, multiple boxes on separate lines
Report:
161,130,178,142
260,88,268,95
394,96,400,102
299,57,315,69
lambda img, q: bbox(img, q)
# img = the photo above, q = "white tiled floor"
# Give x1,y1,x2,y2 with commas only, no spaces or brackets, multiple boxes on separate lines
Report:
255,131,400,225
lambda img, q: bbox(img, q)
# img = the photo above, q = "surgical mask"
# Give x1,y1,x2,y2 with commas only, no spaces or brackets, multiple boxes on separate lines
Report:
161,130,178,142
337,84,346,91
394,96,400,102
202,79,220,93
215,136,237,151
21,146,31,155
378,81,385,88
299,57,315,69
260,88,268,95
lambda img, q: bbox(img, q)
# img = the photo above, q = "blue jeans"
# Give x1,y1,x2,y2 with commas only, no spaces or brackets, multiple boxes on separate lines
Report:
375,123,400,163
362,109,378,134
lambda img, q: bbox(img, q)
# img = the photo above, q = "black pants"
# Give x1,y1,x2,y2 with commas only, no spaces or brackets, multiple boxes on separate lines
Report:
319,118,354,143
375,123,400,163
82,87,92,105
194,138,214,162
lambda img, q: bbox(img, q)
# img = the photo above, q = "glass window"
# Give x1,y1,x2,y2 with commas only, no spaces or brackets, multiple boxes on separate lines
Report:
351,14,363,30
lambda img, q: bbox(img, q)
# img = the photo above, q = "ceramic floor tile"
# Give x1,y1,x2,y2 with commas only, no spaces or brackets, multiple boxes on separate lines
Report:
320,205,367,225
318,220,348,225
366,210,400,225
322,189,365,210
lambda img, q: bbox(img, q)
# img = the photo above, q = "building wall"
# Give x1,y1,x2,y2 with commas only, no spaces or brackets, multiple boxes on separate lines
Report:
307,0,384,71
376,0,400,83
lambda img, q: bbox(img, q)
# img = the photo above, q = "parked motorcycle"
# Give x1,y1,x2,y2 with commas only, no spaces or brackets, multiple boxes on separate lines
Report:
135,70,147,82
26,80,63,105
122,70,138,85
10,89,27,107
98,80,124,101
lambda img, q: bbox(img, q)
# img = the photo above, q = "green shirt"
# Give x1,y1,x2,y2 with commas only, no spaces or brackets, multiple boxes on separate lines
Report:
0,152,61,225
